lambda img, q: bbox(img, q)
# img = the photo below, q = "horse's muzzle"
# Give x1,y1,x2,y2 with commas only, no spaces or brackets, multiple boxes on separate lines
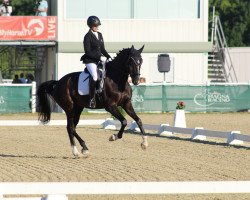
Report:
132,77,139,85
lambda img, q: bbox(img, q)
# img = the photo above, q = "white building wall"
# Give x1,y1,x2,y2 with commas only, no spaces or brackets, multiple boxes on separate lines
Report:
57,20,206,42
229,47,250,83
57,0,209,84
57,53,83,78
58,52,207,84
57,0,208,42
143,53,207,84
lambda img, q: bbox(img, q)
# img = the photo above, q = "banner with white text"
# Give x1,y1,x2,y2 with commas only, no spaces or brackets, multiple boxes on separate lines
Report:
0,16,56,40
131,85,250,112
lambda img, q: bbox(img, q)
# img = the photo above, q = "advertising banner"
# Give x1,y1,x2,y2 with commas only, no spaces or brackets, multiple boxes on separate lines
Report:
1,84,249,114
0,16,56,40
131,84,250,112
0,85,31,114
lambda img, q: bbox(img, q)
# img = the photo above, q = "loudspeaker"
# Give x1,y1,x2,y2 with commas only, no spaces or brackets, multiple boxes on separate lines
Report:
158,54,171,73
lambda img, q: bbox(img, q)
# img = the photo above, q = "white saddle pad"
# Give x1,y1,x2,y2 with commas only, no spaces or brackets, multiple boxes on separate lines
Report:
78,71,90,95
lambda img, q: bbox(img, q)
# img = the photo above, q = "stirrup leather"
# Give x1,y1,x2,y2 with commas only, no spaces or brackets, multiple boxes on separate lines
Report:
89,98,96,108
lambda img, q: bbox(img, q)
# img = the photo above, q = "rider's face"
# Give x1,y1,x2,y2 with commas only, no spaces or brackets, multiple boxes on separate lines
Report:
91,26,99,32
3,0,9,4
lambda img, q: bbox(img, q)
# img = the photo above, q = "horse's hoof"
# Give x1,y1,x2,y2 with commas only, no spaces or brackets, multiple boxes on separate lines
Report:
73,152,79,156
81,149,90,158
73,154,80,159
109,134,118,141
72,145,81,157
141,142,148,150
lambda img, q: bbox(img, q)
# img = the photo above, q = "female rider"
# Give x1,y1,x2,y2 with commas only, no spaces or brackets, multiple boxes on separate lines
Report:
81,16,111,108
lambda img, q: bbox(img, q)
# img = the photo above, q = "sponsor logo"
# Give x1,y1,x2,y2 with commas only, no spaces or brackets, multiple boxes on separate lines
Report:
0,18,45,38
0,96,5,104
27,19,44,36
194,89,230,107
132,95,144,103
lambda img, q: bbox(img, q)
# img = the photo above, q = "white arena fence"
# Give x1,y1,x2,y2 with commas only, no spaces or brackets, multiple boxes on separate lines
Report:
0,181,250,200
110,119,250,146
0,118,250,146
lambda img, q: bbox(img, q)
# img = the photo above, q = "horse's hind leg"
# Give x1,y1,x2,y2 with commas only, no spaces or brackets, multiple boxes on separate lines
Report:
72,106,89,156
66,115,81,157
107,105,127,141
123,101,148,150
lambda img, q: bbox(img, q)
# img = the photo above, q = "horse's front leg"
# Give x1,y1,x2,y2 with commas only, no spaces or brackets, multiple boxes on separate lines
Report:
123,101,148,150
106,105,127,141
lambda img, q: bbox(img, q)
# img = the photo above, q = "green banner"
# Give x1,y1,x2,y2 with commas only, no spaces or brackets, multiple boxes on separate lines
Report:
131,84,250,112
1,84,249,114
0,85,32,114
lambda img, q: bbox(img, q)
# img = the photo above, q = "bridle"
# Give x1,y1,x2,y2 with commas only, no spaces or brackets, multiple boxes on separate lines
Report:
127,56,142,79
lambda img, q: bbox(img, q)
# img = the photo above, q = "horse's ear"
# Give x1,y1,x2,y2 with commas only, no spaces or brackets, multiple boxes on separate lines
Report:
138,45,145,54
129,45,135,54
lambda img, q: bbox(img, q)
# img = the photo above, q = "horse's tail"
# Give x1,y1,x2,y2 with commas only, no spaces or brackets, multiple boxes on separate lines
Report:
37,80,58,124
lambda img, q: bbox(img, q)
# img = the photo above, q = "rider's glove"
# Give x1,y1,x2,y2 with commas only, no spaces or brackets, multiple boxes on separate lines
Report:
107,57,112,62
100,56,106,62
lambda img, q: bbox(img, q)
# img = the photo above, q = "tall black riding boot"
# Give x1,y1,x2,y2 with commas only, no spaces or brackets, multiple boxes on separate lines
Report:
89,77,96,108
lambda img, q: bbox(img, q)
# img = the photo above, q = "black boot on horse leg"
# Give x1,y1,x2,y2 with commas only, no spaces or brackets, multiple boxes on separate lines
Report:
89,77,96,108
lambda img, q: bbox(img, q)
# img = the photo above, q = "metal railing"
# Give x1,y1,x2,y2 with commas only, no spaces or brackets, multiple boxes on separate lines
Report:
212,16,238,83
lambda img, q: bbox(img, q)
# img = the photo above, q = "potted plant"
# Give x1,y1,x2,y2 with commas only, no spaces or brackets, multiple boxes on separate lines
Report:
176,101,185,110
174,101,186,128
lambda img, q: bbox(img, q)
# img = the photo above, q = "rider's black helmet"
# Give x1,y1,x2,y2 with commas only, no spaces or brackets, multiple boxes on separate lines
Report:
87,16,101,28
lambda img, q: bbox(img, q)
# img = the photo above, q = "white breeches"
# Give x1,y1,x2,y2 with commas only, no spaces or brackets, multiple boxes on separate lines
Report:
86,63,98,81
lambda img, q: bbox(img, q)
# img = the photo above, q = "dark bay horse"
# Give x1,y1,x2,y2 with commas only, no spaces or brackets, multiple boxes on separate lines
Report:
37,45,148,157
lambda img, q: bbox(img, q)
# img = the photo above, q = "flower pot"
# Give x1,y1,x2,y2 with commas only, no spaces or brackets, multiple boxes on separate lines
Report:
174,109,186,128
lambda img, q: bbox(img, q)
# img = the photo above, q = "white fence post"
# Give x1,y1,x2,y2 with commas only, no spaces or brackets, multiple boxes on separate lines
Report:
158,124,173,136
191,127,206,141
43,194,68,200
102,118,116,130
129,121,140,132
227,131,243,145
31,81,36,113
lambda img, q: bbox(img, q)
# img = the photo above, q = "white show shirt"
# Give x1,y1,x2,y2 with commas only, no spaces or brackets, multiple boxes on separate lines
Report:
91,30,99,40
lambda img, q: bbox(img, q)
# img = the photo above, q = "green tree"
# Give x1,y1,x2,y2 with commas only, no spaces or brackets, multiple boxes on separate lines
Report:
11,0,36,16
209,0,250,47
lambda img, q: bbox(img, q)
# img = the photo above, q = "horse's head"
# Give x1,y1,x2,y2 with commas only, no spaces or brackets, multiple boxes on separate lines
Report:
127,45,144,85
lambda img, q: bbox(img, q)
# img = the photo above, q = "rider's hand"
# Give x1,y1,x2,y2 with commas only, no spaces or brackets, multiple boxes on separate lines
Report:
100,56,106,62
107,57,112,62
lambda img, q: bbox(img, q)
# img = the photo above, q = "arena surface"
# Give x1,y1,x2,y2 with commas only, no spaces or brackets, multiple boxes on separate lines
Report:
0,113,249,200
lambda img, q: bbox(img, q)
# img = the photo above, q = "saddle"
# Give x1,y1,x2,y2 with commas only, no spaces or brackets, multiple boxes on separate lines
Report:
84,62,106,93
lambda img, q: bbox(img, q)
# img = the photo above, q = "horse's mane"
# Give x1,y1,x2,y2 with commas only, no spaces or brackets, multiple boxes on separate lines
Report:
108,48,130,67
106,48,130,78
105,48,131,89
